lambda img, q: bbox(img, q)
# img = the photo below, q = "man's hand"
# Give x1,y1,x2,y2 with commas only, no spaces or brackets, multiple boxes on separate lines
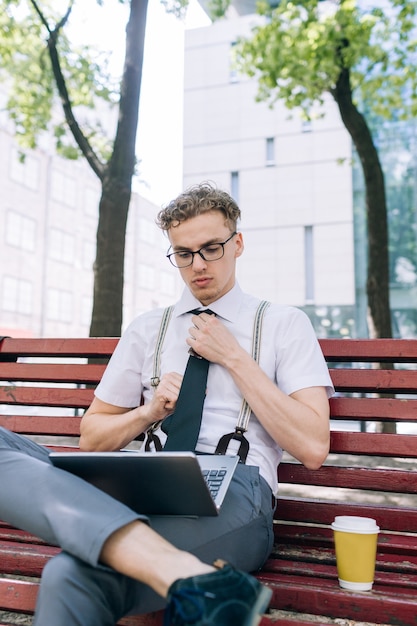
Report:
145,372,183,424
186,312,241,366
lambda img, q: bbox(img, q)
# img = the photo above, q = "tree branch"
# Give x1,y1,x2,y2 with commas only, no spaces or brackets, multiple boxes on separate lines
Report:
29,0,105,180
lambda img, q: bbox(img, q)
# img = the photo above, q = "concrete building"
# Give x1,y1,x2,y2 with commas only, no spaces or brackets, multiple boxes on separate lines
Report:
183,14,356,337
0,114,181,339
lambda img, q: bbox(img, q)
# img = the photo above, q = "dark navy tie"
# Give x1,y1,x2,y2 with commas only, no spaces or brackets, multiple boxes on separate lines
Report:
163,309,214,452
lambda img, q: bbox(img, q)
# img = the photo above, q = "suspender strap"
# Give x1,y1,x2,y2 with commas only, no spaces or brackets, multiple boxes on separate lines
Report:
214,300,270,462
236,299,270,432
144,306,174,451
150,306,174,388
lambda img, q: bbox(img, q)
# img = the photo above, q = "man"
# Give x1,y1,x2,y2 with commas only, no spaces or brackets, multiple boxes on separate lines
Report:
0,182,333,625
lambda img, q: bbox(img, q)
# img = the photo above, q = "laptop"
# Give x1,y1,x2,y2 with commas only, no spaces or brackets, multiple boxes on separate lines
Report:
49,451,239,517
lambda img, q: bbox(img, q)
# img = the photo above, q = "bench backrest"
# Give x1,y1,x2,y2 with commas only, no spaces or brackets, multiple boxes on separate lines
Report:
279,338,417,533
1,336,417,533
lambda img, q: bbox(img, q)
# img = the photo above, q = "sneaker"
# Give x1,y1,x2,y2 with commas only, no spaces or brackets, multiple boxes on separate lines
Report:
164,562,272,626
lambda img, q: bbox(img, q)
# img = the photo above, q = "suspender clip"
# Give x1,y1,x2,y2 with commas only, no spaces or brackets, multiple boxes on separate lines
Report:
214,427,250,464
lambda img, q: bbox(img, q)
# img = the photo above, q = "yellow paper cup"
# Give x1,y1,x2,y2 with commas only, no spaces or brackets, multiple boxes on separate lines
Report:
331,516,380,591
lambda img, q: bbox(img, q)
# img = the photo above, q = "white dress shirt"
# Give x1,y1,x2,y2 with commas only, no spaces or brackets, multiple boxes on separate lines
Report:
95,283,334,493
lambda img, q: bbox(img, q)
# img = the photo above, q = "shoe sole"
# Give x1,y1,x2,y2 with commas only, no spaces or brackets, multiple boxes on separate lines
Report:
244,585,273,626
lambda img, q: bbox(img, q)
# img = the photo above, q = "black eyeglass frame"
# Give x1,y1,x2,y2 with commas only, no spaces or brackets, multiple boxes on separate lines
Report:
166,231,237,268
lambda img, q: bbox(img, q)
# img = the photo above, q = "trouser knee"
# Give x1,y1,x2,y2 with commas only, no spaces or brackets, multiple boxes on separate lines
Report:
35,552,131,626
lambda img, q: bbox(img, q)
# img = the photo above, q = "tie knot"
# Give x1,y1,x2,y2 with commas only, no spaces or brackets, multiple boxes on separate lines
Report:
188,308,215,316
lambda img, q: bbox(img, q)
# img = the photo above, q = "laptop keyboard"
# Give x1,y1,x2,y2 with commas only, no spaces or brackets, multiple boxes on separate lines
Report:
201,468,227,499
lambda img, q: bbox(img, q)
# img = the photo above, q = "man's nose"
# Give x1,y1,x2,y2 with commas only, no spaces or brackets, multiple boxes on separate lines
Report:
192,252,207,269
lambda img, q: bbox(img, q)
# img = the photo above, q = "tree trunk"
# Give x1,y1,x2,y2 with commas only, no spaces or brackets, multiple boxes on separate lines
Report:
89,0,149,337
332,66,392,339
332,66,395,434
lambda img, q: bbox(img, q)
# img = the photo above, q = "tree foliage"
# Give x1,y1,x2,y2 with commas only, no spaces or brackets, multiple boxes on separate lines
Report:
235,0,417,338
1,1,117,160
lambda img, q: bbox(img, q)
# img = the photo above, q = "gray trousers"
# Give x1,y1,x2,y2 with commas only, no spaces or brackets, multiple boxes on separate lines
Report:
0,427,275,626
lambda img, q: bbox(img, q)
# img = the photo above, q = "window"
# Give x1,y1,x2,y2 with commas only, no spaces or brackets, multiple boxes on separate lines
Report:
2,277,33,315
84,187,100,217
82,240,96,270
49,229,75,263
9,147,40,191
231,171,239,203
266,137,275,166
160,271,175,296
47,288,72,322
51,169,76,208
229,42,239,83
138,265,155,290
139,218,156,244
81,296,93,326
6,211,36,251
304,225,315,303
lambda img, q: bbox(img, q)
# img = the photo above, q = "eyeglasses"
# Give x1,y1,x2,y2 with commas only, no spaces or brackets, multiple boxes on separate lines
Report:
166,231,237,268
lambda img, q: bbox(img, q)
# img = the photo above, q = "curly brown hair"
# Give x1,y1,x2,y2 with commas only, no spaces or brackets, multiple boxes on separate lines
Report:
156,182,241,232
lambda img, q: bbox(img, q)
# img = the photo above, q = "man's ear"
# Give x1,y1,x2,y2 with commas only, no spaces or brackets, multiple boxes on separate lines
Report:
235,232,244,258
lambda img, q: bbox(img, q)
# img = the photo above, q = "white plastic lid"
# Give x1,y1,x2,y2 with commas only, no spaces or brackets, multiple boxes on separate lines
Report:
338,578,373,592
331,515,380,534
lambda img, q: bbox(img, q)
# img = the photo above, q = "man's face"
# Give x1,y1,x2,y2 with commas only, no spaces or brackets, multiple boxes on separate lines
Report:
167,210,244,305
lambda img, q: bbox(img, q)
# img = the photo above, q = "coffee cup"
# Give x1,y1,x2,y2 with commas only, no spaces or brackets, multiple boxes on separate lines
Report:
331,515,380,591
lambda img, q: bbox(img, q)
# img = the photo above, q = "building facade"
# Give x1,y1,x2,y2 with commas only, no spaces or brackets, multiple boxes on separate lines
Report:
184,12,417,337
183,15,356,338
0,115,181,339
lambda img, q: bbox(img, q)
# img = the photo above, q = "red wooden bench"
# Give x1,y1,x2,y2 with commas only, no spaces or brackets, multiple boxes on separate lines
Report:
1,336,417,625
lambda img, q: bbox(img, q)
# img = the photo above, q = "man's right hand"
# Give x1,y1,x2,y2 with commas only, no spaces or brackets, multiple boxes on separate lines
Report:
145,372,183,424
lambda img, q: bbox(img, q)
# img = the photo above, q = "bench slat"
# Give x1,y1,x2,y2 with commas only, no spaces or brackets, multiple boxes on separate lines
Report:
0,363,105,384
278,497,417,532
271,544,417,576
258,573,417,625
320,338,417,362
330,368,417,393
330,431,417,457
0,415,81,436
0,541,58,577
330,396,417,421
274,523,417,556
0,579,38,614
279,462,417,493
0,386,93,408
0,337,118,358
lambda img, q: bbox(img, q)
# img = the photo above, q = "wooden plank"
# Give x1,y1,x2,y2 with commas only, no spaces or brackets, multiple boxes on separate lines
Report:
277,497,417,532
258,573,417,625
0,579,38,613
278,463,417,494
330,396,417,421
0,337,119,358
0,415,81,436
320,338,417,362
330,431,417,457
4,337,412,363
0,363,105,384
274,524,417,556
264,554,417,584
0,541,59,577
269,544,417,577
0,386,94,408
0,527,48,546
330,368,417,394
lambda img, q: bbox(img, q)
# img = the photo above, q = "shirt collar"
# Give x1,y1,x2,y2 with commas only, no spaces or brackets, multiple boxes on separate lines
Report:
173,282,243,323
